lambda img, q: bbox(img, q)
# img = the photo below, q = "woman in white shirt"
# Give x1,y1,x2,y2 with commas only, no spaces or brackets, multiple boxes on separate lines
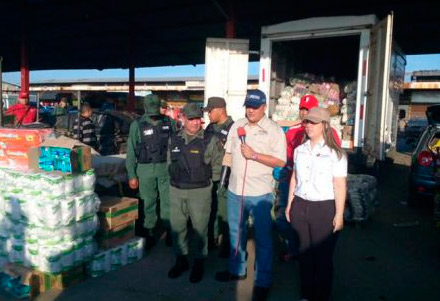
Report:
286,107,347,301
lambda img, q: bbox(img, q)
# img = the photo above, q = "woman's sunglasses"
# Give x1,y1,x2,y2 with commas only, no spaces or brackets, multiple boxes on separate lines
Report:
302,120,321,125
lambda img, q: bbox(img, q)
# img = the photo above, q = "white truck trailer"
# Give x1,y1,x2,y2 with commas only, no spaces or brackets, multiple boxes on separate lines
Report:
205,14,406,166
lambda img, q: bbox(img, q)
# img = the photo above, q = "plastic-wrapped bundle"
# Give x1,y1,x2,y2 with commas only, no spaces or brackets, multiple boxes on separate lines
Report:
59,242,74,272
36,196,61,229
60,196,76,226
110,245,125,271
41,173,66,197
75,169,96,193
344,174,378,222
83,235,97,262
38,246,62,274
24,236,40,269
72,238,85,267
126,238,145,264
7,235,25,265
0,254,7,270
88,251,109,278
0,235,7,257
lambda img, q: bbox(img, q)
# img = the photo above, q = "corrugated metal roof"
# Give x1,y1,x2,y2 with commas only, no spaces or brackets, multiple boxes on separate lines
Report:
411,70,440,77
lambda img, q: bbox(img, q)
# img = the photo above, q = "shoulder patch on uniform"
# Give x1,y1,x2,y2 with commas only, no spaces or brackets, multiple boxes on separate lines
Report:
143,129,154,136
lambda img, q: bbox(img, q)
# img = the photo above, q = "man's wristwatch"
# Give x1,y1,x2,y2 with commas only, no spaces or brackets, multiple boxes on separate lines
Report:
252,152,259,161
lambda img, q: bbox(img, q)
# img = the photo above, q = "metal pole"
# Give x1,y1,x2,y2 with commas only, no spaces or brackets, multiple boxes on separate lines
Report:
77,90,81,138
0,56,3,127
36,92,40,122
128,66,135,112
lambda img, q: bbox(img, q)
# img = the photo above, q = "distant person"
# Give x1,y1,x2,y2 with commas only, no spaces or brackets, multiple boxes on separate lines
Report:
160,100,168,116
286,107,347,301
73,102,98,150
5,92,37,126
52,97,69,116
101,97,116,111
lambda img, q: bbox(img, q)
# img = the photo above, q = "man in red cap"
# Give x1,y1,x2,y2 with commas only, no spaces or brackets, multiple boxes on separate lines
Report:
275,94,340,262
5,92,37,125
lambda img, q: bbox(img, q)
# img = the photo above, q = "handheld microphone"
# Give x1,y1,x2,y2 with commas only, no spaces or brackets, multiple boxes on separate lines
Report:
237,127,246,144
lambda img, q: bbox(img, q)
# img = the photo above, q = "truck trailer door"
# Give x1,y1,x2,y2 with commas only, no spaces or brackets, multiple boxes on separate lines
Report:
204,38,249,123
363,14,397,162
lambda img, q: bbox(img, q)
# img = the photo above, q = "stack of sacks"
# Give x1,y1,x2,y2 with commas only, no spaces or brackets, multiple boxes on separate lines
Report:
341,81,357,126
272,87,300,121
344,174,378,222
0,168,100,273
329,115,344,142
272,74,342,122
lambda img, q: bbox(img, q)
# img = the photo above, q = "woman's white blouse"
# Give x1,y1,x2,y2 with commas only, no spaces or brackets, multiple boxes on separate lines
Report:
293,139,347,201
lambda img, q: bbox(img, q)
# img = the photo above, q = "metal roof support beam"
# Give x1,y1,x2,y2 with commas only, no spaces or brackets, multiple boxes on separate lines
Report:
128,65,135,112
20,37,29,98
226,0,235,38
0,56,3,126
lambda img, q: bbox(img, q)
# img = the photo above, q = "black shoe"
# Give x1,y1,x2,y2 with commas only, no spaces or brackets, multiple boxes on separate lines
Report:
208,238,218,251
252,286,269,301
165,228,172,247
144,229,156,250
215,270,246,282
168,255,189,279
279,251,297,262
189,259,204,283
218,241,230,259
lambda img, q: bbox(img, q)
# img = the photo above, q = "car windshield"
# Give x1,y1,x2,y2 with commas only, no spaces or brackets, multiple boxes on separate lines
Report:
407,118,428,127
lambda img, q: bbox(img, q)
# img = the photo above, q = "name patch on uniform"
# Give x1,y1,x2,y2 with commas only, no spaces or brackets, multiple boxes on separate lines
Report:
162,126,170,130
221,129,228,135
190,149,199,154
171,146,181,153
143,129,154,136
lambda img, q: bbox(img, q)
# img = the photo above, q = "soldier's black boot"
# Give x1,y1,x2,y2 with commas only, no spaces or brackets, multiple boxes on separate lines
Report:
189,258,204,283
165,228,172,247
168,255,189,279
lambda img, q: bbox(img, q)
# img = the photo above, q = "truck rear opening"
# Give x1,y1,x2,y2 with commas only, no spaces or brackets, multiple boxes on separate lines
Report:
267,34,362,150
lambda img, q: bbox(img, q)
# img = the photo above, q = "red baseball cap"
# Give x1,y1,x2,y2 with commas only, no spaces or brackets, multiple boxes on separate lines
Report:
299,94,319,110
19,91,29,99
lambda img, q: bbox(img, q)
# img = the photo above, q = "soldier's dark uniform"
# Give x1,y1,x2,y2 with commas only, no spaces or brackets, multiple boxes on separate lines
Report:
205,111,234,255
167,103,223,283
126,94,174,244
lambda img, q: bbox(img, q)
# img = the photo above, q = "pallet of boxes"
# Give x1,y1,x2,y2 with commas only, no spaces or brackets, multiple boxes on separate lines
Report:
89,195,144,278
0,133,98,298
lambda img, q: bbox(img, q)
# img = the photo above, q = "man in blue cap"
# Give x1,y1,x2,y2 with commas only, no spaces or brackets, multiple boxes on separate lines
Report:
126,94,175,248
215,90,287,301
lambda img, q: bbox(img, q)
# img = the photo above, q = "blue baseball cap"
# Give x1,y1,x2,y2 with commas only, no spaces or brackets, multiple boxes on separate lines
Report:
243,90,266,108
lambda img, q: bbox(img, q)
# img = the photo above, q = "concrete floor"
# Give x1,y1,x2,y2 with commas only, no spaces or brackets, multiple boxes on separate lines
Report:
2,162,440,301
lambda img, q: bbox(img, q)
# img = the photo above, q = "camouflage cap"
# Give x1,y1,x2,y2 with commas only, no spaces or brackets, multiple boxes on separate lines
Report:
144,94,161,116
182,103,203,118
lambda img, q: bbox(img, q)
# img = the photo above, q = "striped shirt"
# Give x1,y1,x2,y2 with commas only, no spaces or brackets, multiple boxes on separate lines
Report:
73,116,98,149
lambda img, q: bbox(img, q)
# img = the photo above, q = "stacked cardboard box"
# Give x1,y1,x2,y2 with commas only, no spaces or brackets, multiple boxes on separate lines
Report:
2,262,85,297
0,128,53,170
96,196,139,250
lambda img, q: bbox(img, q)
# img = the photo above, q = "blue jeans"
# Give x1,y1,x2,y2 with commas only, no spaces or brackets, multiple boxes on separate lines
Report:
274,179,298,256
227,190,273,288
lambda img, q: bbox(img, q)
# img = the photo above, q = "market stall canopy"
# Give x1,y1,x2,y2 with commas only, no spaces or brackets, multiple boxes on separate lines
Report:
0,0,439,72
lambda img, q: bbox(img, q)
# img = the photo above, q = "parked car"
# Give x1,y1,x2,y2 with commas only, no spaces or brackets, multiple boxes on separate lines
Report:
409,105,440,205
405,118,428,138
